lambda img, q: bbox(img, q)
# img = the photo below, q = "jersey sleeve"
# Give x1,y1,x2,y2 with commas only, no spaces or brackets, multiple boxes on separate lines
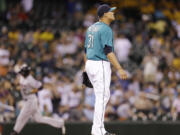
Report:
28,75,42,89
100,28,113,48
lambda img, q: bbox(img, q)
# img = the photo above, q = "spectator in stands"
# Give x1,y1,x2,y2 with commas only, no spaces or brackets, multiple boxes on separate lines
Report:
114,33,132,63
172,91,180,120
0,0,180,122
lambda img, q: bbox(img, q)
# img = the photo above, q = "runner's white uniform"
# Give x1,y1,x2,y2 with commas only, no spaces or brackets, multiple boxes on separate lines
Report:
13,75,64,133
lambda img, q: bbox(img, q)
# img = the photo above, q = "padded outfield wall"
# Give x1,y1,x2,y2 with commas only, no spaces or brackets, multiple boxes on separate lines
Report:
1,121,180,135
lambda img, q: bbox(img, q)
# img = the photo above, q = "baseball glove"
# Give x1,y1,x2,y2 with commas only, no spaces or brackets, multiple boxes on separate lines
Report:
82,72,93,88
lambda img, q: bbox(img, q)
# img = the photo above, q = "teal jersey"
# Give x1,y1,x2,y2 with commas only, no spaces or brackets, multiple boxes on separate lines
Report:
85,22,114,61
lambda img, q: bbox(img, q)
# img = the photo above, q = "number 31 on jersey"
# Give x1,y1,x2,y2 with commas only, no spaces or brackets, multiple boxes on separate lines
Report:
88,34,94,48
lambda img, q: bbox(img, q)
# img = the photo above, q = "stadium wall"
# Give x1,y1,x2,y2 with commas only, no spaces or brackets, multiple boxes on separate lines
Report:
2,121,180,135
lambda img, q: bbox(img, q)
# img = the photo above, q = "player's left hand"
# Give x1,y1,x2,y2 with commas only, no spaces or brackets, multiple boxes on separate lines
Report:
118,69,128,80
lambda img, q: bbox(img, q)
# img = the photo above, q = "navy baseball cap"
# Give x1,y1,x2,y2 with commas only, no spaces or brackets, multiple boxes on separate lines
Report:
97,4,116,18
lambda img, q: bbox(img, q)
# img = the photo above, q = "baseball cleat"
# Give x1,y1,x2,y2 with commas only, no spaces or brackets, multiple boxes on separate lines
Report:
104,132,116,135
92,133,116,135
10,131,18,135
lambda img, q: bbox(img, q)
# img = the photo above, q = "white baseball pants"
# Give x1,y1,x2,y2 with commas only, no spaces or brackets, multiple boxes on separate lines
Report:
14,96,63,133
85,60,111,135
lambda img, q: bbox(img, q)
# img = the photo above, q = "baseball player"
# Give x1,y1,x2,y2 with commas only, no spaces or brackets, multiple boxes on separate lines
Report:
10,64,65,135
84,4,128,135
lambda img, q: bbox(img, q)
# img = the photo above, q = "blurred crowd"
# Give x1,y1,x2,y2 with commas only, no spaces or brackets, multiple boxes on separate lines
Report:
0,0,180,123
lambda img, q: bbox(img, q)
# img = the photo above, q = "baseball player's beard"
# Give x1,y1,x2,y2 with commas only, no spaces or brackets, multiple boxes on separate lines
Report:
21,71,30,77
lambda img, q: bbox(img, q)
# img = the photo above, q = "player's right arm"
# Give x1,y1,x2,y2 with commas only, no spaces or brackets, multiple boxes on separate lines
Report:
107,52,127,80
84,53,87,64
171,100,177,120
101,28,127,80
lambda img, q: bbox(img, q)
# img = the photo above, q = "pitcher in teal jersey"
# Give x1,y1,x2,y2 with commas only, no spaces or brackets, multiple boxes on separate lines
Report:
84,4,127,135
85,21,114,61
